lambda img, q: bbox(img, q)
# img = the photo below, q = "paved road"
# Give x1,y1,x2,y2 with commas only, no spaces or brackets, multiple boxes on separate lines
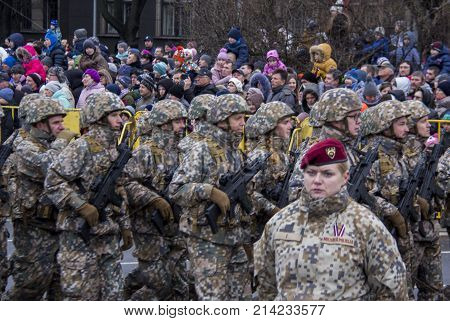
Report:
4,221,450,293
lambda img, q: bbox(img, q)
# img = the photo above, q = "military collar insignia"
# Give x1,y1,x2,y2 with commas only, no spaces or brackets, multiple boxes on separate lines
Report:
333,223,345,237
326,146,336,159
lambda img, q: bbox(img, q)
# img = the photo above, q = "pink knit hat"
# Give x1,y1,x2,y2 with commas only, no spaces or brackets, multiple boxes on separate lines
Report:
217,48,229,61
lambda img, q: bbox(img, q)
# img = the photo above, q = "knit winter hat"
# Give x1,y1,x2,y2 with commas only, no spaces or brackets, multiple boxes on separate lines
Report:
0,88,14,103
431,41,444,52
117,75,131,88
228,77,243,92
74,28,87,40
45,81,62,93
106,83,121,96
83,69,100,83
83,39,96,50
344,69,359,83
153,62,168,76
374,26,385,37
28,73,42,87
117,42,128,51
217,48,229,61
169,84,184,99
363,77,379,97
44,31,57,46
199,54,212,66
376,57,390,67
438,81,450,96
227,27,242,41
246,87,264,108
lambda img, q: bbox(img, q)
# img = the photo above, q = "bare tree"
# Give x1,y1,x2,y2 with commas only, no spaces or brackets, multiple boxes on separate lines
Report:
98,0,148,46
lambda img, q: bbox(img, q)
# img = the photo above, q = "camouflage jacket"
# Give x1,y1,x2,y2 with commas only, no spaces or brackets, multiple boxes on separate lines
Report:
123,127,180,235
365,136,408,220
402,134,426,171
254,187,408,301
15,127,70,222
1,128,29,218
169,125,246,246
45,125,130,234
288,125,360,202
178,122,212,157
247,136,289,215
437,148,450,227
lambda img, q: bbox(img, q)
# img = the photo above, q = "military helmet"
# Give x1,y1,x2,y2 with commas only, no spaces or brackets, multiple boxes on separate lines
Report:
83,91,126,125
136,110,152,136
308,103,324,127
149,100,187,126
360,105,383,136
369,100,411,134
402,100,430,129
245,102,294,138
188,94,215,120
18,93,41,121
316,88,362,122
26,98,66,125
207,94,249,124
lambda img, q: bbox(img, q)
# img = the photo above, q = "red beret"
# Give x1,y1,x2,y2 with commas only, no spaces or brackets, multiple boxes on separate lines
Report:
300,138,348,169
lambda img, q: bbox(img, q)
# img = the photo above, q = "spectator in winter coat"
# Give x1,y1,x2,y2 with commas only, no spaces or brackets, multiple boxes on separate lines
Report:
245,87,264,113
397,61,414,77
392,31,420,69
390,20,406,50
362,27,390,65
393,77,411,98
45,66,76,108
224,27,249,68
9,64,26,90
43,82,71,108
76,69,105,108
412,87,435,109
116,75,135,107
44,30,66,68
116,42,129,62
15,45,47,81
263,50,287,76
192,68,218,97
310,43,337,80
65,69,84,105
410,71,432,95
250,72,272,102
301,83,319,114
423,42,450,75
267,69,296,108
72,28,88,56
79,39,109,72
25,73,43,93
0,87,20,143
359,77,381,110
6,33,24,59
211,48,230,85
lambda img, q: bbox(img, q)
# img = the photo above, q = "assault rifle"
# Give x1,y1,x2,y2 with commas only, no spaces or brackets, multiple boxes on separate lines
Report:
418,143,445,202
0,130,19,201
276,150,300,208
347,141,380,209
397,155,427,222
147,172,183,235
80,133,132,243
206,152,271,234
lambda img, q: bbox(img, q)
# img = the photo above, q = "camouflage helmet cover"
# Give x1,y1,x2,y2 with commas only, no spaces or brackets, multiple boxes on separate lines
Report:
360,104,383,137
188,94,215,120
207,94,249,124
245,102,295,138
308,102,324,127
26,98,66,124
136,110,152,136
18,93,41,121
402,100,430,129
83,91,126,125
369,100,412,134
149,99,187,126
317,88,362,122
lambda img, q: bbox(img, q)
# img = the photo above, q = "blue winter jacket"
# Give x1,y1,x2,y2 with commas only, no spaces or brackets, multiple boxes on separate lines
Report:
393,31,420,69
362,37,390,65
423,46,450,75
225,39,249,69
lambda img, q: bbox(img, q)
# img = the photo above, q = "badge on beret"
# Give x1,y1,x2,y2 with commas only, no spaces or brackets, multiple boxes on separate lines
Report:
326,147,336,159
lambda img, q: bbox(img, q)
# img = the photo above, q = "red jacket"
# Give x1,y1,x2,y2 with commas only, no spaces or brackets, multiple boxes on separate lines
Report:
22,45,46,81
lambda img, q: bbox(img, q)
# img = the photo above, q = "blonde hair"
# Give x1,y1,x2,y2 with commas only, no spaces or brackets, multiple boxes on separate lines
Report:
336,160,350,174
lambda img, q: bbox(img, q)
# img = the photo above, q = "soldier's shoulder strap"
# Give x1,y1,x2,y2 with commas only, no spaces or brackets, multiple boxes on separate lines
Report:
142,140,164,165
377,146,394,176
84,136,103,154
188,132,203,142
205,137,226,164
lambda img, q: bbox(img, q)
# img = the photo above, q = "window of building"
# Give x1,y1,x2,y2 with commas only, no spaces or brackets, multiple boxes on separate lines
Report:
161,0,190,37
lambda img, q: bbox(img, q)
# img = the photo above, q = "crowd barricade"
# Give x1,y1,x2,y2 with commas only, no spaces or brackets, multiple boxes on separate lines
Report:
428,119,450,141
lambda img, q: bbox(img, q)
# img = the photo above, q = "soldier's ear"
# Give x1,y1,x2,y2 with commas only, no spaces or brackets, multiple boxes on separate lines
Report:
343,170,349,184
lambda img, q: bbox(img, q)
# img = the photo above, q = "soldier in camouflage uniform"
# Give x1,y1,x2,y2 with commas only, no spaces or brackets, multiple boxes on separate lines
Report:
362,100,414,298
123,100,189,300
245,102,295,240
254,138,408,300
45,92,133,300
178,94,215,156
169,94,252,300
288,88,362,202
0,105,6,295
6,98,77,300
401,100,444,300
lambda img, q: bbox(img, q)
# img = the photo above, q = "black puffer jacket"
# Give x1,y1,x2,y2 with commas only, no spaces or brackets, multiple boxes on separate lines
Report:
49,44,67,68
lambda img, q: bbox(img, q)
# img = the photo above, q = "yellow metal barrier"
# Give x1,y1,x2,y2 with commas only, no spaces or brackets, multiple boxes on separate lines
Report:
428,119,450,141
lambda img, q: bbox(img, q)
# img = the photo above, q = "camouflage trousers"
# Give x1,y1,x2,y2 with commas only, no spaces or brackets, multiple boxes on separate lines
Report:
0,220,8,294
125,233,190,300
58,231,123,301
6,220,60,300
411,221,444,300
186,236,251,301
